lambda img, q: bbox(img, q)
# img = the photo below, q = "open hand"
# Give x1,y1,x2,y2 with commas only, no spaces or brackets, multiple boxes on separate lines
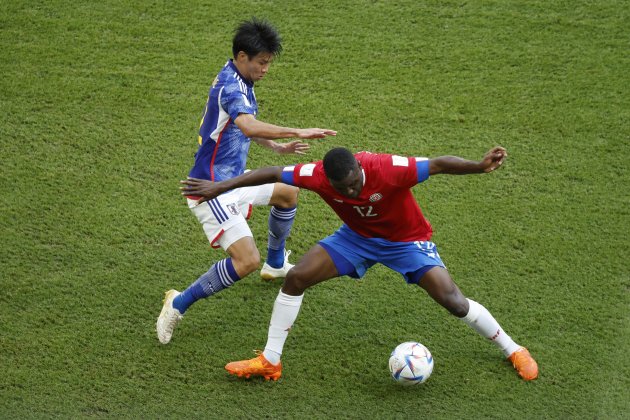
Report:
180,177,221,204
276,140,311,155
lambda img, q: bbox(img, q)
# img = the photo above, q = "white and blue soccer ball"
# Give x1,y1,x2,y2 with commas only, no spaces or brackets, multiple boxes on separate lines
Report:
388,341,434,385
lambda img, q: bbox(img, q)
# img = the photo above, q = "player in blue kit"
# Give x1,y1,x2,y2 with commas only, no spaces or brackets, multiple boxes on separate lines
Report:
181,146,539,381
156,18,336,344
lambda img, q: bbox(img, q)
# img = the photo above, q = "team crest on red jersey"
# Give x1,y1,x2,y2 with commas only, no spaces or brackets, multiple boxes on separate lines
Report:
369,193,383,202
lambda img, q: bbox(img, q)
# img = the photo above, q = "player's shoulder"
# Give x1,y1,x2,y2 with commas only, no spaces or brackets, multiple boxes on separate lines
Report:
295,160,324,177
356,151,411,167
213,61,231,82
354,151,381,164
217,63,250,93
294,161,327,189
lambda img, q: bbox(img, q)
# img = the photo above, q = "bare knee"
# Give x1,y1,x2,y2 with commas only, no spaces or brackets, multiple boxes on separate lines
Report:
270,184,299,208
427,281,468,317
280,244,338,296
231,249,261,277
419,269,469,317
282,268,309,296
443,292,469,318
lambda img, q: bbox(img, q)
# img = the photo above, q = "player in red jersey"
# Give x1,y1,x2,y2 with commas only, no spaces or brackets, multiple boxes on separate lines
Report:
181,146,539,381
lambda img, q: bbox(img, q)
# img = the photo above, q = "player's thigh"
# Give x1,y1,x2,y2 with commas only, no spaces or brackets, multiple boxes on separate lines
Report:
236,182,298,214
233,184,275,208
225,235,258,258
187,195,254,250
268,183,298,208
318,227,376,279
380,240,446,284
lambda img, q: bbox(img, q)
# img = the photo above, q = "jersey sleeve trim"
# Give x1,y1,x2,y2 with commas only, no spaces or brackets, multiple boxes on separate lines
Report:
416,158,429,183
281,166,296,185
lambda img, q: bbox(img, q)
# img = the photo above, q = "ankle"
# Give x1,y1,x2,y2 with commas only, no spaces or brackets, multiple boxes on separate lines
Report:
263,349,281,365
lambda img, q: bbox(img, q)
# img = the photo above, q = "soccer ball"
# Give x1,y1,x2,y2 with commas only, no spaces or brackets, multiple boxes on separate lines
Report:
388,341,434,385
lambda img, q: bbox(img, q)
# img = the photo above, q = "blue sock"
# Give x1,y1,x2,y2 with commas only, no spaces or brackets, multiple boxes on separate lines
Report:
173,258,240,314
267,206,296,268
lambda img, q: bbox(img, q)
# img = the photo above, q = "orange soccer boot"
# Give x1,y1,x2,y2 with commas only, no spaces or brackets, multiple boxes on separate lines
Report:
225,352,282,381
508,347,539,381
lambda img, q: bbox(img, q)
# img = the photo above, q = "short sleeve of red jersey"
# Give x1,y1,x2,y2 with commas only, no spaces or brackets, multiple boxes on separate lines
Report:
415,158,429,183
280,162,321,189
378,154,422,188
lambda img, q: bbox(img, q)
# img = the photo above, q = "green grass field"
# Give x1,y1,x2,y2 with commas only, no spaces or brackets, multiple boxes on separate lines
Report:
1,0,628,418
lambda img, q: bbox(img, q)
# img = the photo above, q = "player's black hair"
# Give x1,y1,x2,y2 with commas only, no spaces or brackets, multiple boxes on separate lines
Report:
232,18,283,58
323,147,358,181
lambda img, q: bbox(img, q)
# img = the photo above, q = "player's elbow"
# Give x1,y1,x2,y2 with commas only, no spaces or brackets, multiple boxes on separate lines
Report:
234,114,258,138
428,159,443,175
428,156,457,175
241,125,258,138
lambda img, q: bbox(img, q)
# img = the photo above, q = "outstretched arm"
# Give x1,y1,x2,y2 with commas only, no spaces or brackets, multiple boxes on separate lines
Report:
429,146,507,175
235,113,337,140
181,167,285,204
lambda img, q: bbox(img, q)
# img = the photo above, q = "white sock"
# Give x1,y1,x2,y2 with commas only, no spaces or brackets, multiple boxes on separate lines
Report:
460,298,521,357
262,291,304,365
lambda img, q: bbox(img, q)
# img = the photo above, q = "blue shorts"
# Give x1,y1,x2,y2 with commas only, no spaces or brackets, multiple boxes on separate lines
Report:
318,224,446,285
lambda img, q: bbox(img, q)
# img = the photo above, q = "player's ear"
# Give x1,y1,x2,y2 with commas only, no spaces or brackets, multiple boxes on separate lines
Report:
236,51,248,62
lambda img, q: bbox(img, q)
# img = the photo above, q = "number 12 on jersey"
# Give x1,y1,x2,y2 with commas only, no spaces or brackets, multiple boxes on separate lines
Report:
353,206,378,217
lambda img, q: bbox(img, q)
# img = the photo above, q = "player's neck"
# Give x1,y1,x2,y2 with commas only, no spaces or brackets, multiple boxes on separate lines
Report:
232,60,253,84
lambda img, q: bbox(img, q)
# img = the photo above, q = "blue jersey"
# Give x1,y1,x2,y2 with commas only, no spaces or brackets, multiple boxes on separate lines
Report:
189,60,258,182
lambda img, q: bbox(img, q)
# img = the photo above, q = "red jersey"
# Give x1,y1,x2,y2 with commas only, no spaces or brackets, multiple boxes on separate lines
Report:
287,152,433,242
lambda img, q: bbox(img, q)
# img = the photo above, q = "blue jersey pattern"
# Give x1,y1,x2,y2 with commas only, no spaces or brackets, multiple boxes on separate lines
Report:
189,60,258,181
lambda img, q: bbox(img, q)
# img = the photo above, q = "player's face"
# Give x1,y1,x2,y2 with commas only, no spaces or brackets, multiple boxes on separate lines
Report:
237,51,274,82
329,163,364,198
